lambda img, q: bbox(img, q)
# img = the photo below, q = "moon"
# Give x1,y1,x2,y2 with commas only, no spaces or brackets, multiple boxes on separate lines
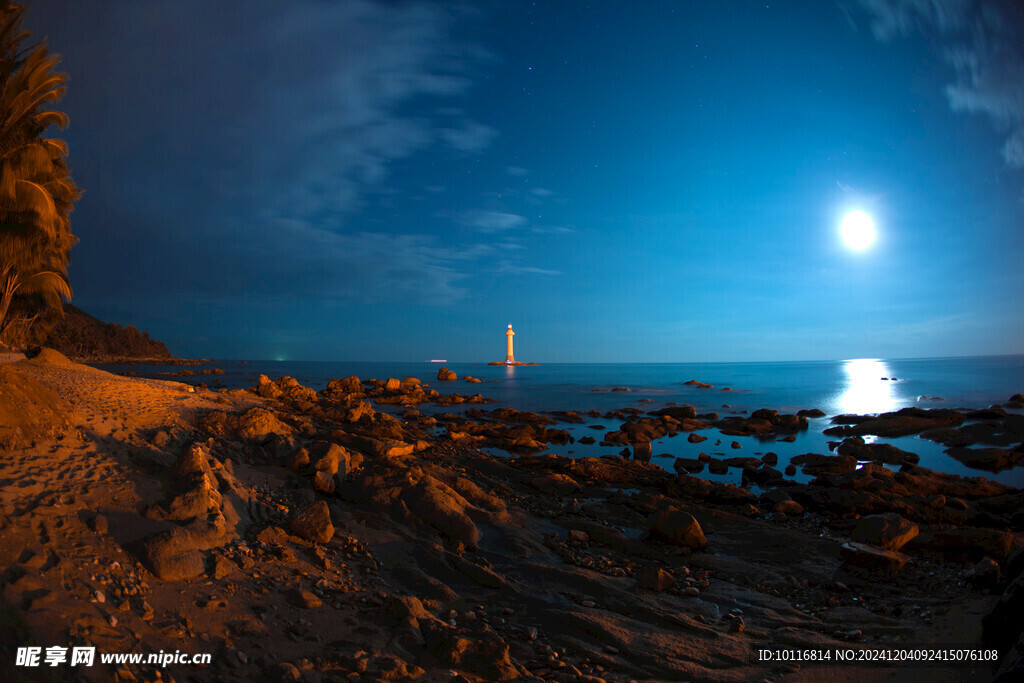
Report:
840,210,876,250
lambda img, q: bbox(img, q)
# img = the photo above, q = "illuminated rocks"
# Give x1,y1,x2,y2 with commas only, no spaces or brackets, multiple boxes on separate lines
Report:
852,513,920,551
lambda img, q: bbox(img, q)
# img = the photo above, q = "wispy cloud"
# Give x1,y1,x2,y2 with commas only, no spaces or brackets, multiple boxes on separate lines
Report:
47,0,497,304
458,210,529,232
495,262,561,276
856,0,1024,166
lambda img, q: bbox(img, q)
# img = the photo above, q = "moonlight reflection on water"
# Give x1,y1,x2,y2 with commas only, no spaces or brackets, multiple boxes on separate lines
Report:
838,358,898,416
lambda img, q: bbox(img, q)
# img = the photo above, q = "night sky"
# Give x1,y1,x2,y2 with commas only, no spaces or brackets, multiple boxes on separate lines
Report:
30,1,1024,362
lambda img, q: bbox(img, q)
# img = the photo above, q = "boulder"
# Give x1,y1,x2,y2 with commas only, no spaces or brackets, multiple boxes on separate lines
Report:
289,501,335,544
402,477,481,548
851,513,919,551
840,542,908,572
255,374,283,399
437,367,457,381
236,407,293,442
137,519,226,581
647,508,707,549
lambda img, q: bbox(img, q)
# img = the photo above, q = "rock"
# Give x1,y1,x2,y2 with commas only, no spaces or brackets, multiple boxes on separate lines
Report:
798,408,826,418
421,621,518,680
946,446,1024,473
851,513,919,551
840,542,908,572
437,367,457,381
289,588,322,609
402,477,481,548
633,441,652,460
384,377,402,391
137,519,226,581
910,528,1023,562
791,452,857,475
967,557,1002,588
825,408,964,438
674,457,705,474
568,529,590,542
774,500,804,517
290,447,310,470
255,374,284,399
530,473,582,496
761,452,778,465
837,439,920,465
650,406,697,420
636,567,674,591
289,501,335,544
647,508,707,549
151,430,171,447
236,407,294,442
312,470,335,494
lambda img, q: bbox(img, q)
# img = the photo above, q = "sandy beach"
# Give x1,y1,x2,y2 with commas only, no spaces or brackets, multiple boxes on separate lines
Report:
1,350,1022,682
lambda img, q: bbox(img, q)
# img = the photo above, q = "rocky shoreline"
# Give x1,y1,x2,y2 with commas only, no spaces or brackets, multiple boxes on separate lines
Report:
1,350,1023,681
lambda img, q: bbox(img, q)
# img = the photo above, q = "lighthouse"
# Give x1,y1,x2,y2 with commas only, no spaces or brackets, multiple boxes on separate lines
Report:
505,324,515,364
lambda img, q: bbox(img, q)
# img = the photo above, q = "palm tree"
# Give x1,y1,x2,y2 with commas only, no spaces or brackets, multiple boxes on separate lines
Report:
0,2,79,341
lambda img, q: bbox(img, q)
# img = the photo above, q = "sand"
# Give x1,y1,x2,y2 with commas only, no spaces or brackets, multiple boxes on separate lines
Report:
0,350,1015,682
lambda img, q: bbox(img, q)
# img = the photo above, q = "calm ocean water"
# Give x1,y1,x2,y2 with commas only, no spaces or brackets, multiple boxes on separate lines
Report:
98,356,1024,488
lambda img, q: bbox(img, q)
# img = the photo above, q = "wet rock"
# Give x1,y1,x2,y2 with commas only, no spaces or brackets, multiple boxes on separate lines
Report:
289,501,335,544
851,513,919,551
837,438,920,465
650,406,697,420
688,433,707,444
791,452,857,475
946,446,1024,473
673,457,705,474
825,408,964,438
437,367,457,381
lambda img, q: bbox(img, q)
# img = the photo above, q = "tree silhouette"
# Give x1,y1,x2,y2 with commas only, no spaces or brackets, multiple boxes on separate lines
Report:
0,2,79,344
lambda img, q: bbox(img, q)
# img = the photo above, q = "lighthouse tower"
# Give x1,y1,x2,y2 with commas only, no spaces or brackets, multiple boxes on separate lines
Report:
505,324,515,364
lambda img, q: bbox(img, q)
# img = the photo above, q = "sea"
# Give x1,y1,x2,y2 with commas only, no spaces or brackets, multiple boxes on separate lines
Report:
97,355,1024,489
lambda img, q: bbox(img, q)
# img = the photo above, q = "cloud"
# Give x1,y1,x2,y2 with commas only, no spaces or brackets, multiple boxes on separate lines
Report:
458,210,529,232
41,0,498,304
856,0,1024,166
442,120,498,152
494,262,561,276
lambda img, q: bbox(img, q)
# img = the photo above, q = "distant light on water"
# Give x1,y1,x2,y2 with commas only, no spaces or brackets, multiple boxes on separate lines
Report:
839,358,897,415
